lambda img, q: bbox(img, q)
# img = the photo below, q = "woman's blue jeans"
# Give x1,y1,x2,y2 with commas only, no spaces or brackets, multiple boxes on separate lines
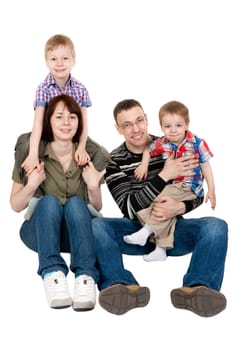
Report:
20,195,99,281
92,216,228,291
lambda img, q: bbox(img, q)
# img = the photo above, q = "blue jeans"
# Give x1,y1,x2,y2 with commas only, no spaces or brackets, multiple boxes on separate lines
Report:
92,216,228,291
20,195,99,282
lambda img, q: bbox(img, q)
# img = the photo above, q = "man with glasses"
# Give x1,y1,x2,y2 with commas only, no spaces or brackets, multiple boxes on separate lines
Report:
93,98,228,317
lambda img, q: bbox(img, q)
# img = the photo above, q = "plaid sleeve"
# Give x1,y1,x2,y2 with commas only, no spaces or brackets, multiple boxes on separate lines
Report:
148,138,165,157
80,87,92,107
71,78,92,107
198,139,213,163
33,84,48,109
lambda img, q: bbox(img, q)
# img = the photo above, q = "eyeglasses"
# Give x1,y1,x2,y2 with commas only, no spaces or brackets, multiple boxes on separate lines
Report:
117,115,146,130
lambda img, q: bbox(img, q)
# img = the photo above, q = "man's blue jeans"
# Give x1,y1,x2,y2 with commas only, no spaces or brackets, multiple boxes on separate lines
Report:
92,216,228,291
20,195,99,281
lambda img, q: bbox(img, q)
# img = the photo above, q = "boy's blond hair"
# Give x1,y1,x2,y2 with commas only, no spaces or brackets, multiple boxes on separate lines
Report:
159,100,190,126
44,34,75,59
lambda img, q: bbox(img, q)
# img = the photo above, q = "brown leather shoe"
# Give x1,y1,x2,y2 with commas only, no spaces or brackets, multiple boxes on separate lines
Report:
99,284,150,315
170,286,227,317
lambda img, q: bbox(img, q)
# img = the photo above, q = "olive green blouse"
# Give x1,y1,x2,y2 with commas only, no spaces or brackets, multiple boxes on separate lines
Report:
12,132,111,205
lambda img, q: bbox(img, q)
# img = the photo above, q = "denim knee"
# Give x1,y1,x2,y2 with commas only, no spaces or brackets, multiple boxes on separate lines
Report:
38,195,61,212
202,217,228,243
64,196,90,221
65,195,86,208
92,217,110,241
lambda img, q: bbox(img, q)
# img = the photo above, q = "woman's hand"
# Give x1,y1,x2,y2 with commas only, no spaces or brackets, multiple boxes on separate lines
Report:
10,162,46,212
27,162,46,189
82,161,106,189
82,161,106,211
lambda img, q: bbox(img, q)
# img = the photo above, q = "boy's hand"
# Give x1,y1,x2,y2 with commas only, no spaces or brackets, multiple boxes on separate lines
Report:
75,146,90,166
205,191,216,210
21,154,40,176
27,161,46,189
134,164,148,181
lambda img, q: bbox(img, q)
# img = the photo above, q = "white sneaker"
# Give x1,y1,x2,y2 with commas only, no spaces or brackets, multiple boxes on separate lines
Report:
43,271,72,309
73,275,96,311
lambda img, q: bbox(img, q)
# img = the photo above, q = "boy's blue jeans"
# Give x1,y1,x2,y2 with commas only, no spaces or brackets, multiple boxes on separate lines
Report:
91,216,228,291
20,195,99,281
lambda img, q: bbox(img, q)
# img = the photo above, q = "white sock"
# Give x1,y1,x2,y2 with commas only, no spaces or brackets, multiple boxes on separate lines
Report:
143,246,167,262
123,224,152,246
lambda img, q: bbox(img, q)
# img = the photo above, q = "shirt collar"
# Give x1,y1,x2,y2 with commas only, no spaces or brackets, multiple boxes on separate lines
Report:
43,143,78,165
45,72,72,88
161,130,196,144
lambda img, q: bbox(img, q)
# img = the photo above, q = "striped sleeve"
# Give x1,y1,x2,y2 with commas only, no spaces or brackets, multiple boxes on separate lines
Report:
105,144,166,219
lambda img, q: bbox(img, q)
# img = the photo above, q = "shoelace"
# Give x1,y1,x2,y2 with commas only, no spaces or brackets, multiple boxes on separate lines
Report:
74,276,94,296
47,272,68,292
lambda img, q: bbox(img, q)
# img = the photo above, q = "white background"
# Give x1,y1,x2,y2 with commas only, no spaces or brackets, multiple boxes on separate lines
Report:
1,0,234,349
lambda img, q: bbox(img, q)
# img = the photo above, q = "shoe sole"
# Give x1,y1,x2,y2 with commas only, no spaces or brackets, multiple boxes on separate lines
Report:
50,297,72,309
72,301,95,312
170,286,227,317
99,284,150,315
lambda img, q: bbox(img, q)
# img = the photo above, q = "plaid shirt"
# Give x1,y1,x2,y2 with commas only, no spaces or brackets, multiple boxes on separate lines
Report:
148,130,213,197
34,73,91,109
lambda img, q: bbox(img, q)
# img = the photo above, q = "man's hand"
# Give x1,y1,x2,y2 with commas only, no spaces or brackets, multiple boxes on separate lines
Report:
150,196,186,221
159,152,199,182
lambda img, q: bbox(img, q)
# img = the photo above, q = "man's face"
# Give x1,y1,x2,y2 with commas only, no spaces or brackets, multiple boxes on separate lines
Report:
115,106,148,153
